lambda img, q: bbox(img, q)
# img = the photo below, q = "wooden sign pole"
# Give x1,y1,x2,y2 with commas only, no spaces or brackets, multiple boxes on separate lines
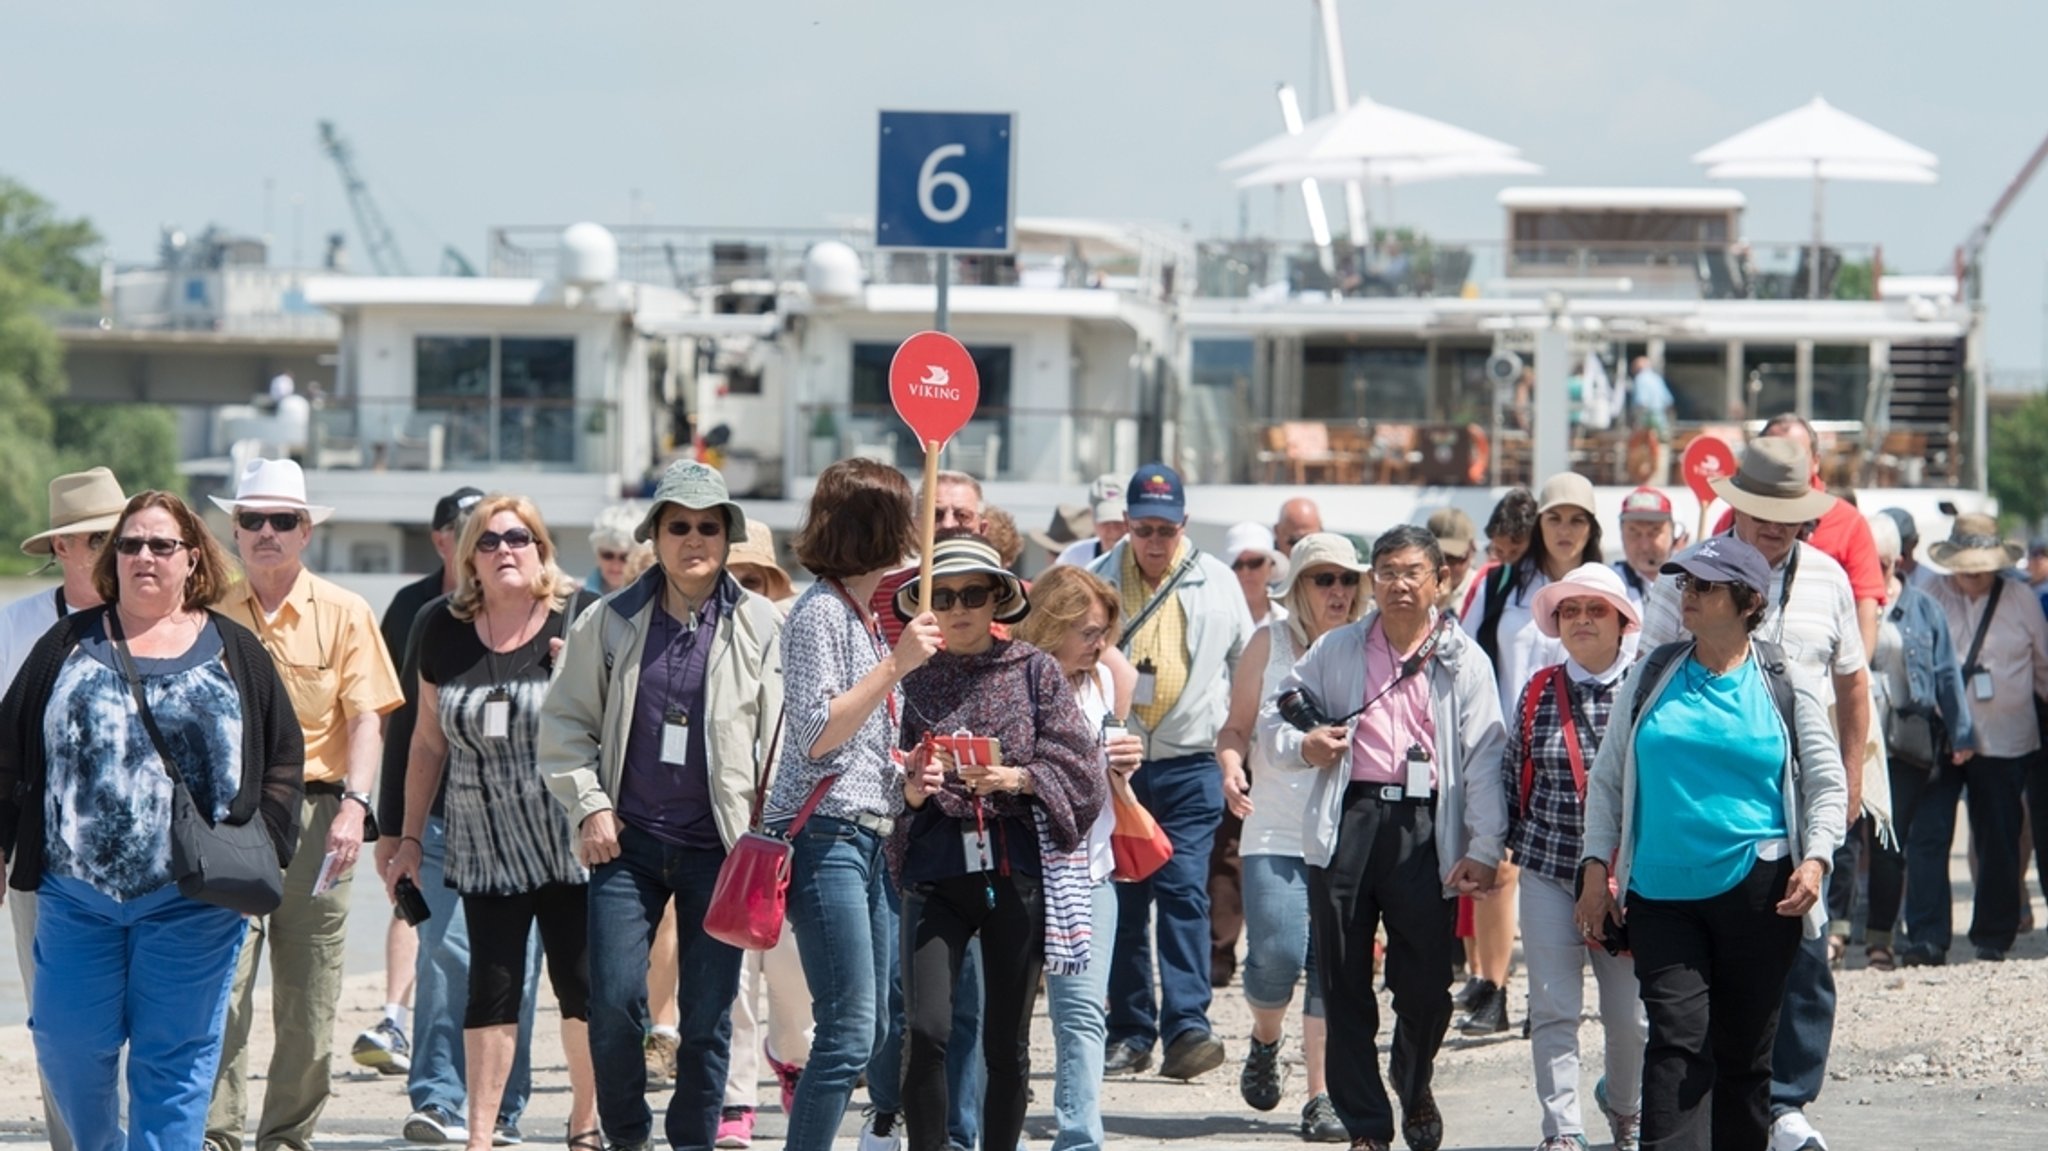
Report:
918,439,940,615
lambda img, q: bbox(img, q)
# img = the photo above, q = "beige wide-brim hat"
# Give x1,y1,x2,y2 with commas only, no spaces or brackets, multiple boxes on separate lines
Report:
1531,562,1641,638
1028,504,1093,556
1272,532,1368,598
21,467,128,556
209,457,335,525
1929,512,2025,574
726,518,794,602
1709,437,1835,524
892,535,1030,625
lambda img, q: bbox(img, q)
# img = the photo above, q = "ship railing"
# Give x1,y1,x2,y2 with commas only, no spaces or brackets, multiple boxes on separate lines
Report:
279,396,619,475
792,402,1143,484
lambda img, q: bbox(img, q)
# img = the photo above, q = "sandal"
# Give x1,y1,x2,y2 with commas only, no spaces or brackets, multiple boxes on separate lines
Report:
1826,935,1847,969
567,1129,603,1151
1866,944,1896,972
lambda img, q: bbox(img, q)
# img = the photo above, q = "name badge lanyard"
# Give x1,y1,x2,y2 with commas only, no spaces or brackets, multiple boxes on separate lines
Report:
1358,618,1450,796
660,606,701,766
1963,576,2005,702
480,598,541,740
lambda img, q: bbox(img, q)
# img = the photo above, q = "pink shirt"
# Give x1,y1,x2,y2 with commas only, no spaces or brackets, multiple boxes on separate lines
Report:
1349,616,1439,787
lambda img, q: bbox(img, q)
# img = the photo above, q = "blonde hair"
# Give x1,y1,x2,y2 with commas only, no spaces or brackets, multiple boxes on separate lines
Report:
1011,565,1121,658
448,494,574,621
1280,559,1369,651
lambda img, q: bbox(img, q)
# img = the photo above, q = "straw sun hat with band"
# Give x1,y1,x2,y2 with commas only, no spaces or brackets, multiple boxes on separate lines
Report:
726,517,794,602
892,535,1030,625
1709,437,1835,525
21,467,127,556
1929,512,2024,574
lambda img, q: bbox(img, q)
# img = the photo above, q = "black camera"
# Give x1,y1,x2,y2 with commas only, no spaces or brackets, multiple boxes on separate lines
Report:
1276,688,1332,733
393,876,432,927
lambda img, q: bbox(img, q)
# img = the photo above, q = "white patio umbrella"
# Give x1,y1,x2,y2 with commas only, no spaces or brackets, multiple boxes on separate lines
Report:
1220,95,1525,172
1692,95,1938,297
1231,153,1543,191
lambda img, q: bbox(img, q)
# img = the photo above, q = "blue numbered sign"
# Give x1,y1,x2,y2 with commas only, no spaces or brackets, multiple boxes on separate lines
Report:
876,111,1016,252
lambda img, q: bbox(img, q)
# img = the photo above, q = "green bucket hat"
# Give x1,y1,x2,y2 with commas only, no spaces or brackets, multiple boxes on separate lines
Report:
636,460,749,544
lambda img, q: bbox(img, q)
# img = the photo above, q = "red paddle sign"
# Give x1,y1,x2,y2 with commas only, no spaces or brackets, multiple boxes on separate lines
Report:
1681,435,1738,505
889,331,980,446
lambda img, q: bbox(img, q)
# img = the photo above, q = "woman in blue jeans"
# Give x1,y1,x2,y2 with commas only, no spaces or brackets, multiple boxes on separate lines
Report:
764,459,940,1151
0,491,304,1151
1216,532,1366,1143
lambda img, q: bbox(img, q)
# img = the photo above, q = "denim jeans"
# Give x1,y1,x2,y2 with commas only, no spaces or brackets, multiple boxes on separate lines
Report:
1904,755,2026,953
33,875,246,1151
1768,929,1835,1116
1240,854,1320,1017
1046,879,1118,1151
871,881,985,1149
409,813,538,1124
783,816,895,1151
1109,753,1223,1051
587,824,744,1150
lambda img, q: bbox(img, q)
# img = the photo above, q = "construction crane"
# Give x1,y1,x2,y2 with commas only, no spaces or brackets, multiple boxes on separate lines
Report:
1955,128,2048,303
318,120,413,276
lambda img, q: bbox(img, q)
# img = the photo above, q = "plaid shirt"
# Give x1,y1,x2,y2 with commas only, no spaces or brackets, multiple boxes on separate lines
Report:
1503,664,1621,882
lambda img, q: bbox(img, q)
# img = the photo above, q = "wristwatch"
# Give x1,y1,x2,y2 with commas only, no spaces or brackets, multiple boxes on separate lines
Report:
343,791,375,814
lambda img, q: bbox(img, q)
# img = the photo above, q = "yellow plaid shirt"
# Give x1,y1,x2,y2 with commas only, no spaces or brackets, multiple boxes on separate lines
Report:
1120,540,1192,733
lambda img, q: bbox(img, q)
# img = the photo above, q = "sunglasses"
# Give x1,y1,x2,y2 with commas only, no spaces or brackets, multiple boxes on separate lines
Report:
930,584,999,612
477,528,536,553
1308,571,1362,589
1555,600,1615,621
597,548,631,564
1231,556,1270,572
237,511,303,533
664,519,725,538
1129,523,1182,540
115,536,190,558
1675,573,1730,596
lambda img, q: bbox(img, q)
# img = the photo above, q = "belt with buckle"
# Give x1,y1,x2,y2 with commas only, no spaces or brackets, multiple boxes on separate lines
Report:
1371,784,1433,804
849,811,896,837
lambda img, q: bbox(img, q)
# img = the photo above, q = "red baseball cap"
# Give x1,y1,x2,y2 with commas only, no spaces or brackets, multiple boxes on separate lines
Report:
1619,486,1673,523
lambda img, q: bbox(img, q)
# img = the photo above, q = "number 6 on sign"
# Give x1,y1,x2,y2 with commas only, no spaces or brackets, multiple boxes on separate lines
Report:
918,145,970,224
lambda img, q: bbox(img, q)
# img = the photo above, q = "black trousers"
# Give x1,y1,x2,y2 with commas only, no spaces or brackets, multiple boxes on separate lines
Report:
462,882,590,1027
1307,785,1456,1143
900,871,1045,1151
1866,757,1937,939
1628,857,1801,1151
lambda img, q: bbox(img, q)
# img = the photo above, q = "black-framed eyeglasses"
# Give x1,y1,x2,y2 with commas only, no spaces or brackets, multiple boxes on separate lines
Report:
115,536,190,558
1309,571,1362,589
1231,556,1270,572
930,584,998,612
1676,573,1730,596
237,511,303,534
663,519,725,538
477,528,536,553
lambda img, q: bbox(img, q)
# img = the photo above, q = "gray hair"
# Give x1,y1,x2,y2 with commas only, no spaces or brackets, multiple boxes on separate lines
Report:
1865,510,1901,564
589,502,644,552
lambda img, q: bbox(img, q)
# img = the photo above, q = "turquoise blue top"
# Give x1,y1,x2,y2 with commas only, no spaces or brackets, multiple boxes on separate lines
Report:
1627,655,1789,901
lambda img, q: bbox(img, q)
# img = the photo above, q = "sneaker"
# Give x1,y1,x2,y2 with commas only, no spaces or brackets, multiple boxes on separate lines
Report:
764,1039,803,1115
1400,1089,1443,1151
715,1106,755,1149
1536,1138,1588,1151
1769,1110,1828,1151
858,1109,902,1151
353,1018,412,1076
1160,1029,1226,1081
1299,1092,1348,1143
645,1029,679,1090
1593,1076,1639,1151
402,1104,469,1144
1239,1035,1285,1111
492,1119,523,1147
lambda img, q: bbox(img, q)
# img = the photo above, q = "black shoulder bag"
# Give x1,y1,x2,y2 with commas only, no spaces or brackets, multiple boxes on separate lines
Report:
110,613,284,917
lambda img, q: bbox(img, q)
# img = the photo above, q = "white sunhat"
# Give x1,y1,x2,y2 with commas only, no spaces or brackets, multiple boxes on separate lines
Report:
209,457,334,525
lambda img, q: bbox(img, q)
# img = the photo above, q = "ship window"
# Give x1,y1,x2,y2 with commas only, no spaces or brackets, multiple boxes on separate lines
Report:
849,342,1012,473
415,335,577,468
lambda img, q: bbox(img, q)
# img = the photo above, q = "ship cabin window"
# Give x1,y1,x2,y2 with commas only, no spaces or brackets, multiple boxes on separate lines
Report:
850,342,1013,474
1302,343,1428,422
415,335,578,468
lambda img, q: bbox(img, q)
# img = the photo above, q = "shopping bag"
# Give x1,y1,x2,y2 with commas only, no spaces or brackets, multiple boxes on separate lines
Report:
1108,774,1173,882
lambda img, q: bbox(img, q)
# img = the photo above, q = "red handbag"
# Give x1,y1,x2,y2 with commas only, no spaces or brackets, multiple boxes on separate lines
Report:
703,712,836,951
1108,774,1174,882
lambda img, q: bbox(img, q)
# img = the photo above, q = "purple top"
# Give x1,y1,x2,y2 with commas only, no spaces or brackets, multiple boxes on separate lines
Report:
617,582,730,850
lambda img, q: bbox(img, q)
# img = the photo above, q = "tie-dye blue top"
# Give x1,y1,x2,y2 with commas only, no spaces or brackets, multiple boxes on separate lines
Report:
43,617,244,901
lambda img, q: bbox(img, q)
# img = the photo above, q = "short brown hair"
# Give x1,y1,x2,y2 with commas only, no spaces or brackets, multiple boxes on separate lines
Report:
792,459,916,580
981,506,1023,569
448,495,575,621
1011,564,1121,657
93,491,234,611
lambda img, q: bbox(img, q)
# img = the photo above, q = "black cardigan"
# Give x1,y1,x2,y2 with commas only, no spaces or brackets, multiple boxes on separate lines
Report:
0,605,307,892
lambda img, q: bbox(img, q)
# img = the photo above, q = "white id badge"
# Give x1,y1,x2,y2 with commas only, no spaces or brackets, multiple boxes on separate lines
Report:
1404,745,1432,799
963,828,989,872
482,691,510,740
1132,665,1157,708
661,710,690,765
1972,671,1995,702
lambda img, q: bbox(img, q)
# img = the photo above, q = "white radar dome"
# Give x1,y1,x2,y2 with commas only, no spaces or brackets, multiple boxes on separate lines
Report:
558,222,618,287
803,241,863,302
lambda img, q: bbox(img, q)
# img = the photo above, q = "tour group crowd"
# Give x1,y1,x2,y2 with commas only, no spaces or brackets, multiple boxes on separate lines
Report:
2,410,2043,1151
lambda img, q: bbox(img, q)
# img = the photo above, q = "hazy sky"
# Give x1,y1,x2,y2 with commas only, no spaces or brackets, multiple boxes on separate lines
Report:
6,1,2044,370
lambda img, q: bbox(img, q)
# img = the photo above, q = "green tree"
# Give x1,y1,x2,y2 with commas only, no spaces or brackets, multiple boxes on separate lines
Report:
1990,392,2048,531
0,176,101,305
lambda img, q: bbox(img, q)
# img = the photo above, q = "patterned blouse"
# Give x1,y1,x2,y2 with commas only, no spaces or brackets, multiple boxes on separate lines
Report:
44,618,242,901
420,603,586,895
766,581,905,826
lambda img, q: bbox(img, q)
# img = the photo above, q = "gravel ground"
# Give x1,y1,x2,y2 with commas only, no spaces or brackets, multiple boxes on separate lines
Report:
0,846,2038,1149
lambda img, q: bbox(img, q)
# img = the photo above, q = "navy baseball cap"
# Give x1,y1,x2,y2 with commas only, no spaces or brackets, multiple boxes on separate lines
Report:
1660,536,1771,597
431,486,486,531
1126,463,1186,522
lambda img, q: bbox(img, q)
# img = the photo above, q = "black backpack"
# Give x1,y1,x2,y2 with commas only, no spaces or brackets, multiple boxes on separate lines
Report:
1630,638,1802,775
